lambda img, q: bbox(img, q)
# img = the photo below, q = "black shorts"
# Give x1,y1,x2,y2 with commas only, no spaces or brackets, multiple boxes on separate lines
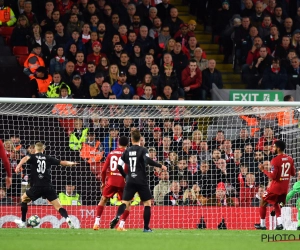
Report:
122,182,152,202
26,186,58,202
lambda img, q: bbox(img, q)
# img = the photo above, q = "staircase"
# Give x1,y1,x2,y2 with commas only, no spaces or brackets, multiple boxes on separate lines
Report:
171,0,245,89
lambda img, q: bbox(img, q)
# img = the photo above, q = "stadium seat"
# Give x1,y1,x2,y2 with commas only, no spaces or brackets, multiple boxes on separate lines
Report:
13,46,29,56
0,26,14,37
0,46,12,56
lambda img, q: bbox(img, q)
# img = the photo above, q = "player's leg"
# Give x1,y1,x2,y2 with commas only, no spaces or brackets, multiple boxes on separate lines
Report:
110,184,135,229
139,184,153,232
274,194,286,230
93,196,109,230
297,198,300,230
117,188,130,231
50,198,74,228
254,198,268,230
142,199,152,232
15,192,32,228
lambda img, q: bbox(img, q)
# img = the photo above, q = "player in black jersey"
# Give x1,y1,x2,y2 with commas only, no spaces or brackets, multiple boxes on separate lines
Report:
110,130,167,232
14,142,77,228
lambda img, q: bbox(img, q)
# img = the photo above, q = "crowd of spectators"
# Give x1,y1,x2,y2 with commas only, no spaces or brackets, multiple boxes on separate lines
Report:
0,0,226,100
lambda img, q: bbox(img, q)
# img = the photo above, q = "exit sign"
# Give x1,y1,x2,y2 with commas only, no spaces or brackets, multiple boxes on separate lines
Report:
229,91,283,102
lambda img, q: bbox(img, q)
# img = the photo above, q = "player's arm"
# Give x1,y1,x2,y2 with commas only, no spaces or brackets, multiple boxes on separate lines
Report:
101,155,110,185
15,155,31,173
0,140,12,188
286,189,297,203
144,153,167,171
117,157,127,178
60,161,77,166
258,161,277,179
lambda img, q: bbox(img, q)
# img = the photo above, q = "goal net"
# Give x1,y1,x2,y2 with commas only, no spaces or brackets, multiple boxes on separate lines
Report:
0,99,299,230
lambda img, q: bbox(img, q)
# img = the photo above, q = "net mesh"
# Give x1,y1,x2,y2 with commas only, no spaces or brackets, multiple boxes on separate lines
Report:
0,100,299,229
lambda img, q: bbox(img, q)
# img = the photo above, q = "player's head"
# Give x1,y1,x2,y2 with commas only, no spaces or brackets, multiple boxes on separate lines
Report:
131,130,141,143
119,136,129,147
273,140,285,153
35,142,45,153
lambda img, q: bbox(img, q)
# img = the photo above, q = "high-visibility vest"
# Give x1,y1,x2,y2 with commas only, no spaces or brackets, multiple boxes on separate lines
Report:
58,192,81,205
32,75,52,93
52,103,77,116
69,128,88,151
0,7,11,22
277,109,298,127
80,140,104,164
47,82,71,98
24,53,45,74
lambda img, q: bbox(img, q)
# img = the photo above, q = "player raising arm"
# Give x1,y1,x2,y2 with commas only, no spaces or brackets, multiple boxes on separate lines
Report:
110,130,167,232
14,142,77,228
286,170,300,230
93,136,131,231
255,140,296,230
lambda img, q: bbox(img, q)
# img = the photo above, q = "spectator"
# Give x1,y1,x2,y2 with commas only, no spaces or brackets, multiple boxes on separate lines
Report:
56,0,73,16
193,47,208,71
54,22,69,48
69,118,88,151
163,181,184,205
112,71,134,99
70,74,89,98
24,42,45,77
118,52,131,73
49,46,68,75
256,127,277,151
213,1,233,37
157,65,178,99
83,2,102,25
11,15,30,47
23,1,38,25
30,66,52,98
40,8,60,34
87,41,107,67
206,182,234,206
42,31,58,66
58,183,82,205
241,0,255,17
89,72,105,99
74,51,87,76
83,61,97,86
81,23,91,44
103,125,119,156
287,56,300,89
156,0,174,22
153,171,171,205
201,59,223,100
149,17,162,39
263,25,280,54
136,73,156,97
61,61,78,86
124,30,137,56
119,84,134,99
174,23,193,47
65,30,86,56
97,82,112,99
261,57,288,89
258,15,273,38
154,25,171,58
280,17,293,38
164,7,183,37
271,6,285,29
274,36,293,60
183,188,198,206
250,1,265,28
181,59,202,100
0,0,16,27
251,185,265,207
46,72,71,98
232,128,256,151
80,131,104,164
126,63,140,89
239,173,259,206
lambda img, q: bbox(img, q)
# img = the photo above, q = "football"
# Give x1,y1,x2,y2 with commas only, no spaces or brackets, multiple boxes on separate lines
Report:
27,215,41,227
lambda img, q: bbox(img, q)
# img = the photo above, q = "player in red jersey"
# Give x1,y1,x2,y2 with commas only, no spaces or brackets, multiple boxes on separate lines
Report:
93,136,130,231
255,140,296,230
0,139,12,189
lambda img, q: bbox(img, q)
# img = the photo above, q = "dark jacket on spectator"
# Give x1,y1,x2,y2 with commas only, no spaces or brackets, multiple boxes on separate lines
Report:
201,68,223,91
11,26,31,47
262,66,288,89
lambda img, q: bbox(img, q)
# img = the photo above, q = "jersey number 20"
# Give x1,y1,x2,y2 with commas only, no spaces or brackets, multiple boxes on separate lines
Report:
281,162,291,177
37,160,46,174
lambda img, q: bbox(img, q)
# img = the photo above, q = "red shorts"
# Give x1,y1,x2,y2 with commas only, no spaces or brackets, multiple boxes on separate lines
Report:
102,184,124,199
263,190,286,205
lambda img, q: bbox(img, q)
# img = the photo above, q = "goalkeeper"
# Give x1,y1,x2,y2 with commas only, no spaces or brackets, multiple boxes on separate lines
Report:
286,170,300,230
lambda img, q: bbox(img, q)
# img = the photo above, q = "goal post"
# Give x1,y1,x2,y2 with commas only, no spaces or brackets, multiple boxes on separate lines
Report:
0,98,299,229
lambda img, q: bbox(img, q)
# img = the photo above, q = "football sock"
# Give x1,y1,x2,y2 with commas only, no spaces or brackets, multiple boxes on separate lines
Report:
119,220,125,228
120,210,130,221
96,205,104,217
144,206,151,229
260,219,266,227
260,206,266,219
274,203,281,217
59,207,69,219
21,202,28,222
116,203,126,217
95,217,100,225
277,217,282,225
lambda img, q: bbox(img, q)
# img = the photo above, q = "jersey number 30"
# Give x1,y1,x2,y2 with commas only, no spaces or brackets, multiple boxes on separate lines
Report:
281,162,291,177
37,160,46,174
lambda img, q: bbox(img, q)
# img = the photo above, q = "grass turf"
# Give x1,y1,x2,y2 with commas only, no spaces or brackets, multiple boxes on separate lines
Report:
1,229,299,250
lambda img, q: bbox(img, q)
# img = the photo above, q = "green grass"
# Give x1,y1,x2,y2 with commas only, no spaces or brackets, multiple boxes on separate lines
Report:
1,229,299,250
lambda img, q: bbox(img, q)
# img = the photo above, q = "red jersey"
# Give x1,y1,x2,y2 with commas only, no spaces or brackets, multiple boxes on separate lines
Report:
101,147,127,188
74,63,87,76
0,140,11,177
264,154,296,194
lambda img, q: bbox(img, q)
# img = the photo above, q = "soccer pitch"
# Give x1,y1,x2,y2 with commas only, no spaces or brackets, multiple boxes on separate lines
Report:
1,229,299,250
